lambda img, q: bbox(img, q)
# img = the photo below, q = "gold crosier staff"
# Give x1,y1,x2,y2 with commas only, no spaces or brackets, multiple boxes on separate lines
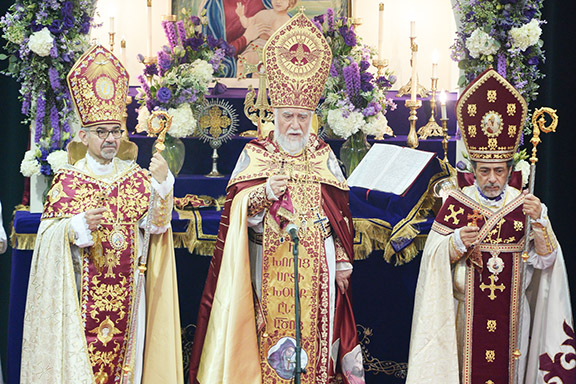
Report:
513,107,558,380
122,110,172,382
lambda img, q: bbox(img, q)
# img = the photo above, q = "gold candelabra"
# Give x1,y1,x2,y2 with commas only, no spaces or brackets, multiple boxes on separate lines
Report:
396,37,429,98
405,99,422,148
109,32,115,52
372,59,389,79
441,116,450,162
418,77,443,139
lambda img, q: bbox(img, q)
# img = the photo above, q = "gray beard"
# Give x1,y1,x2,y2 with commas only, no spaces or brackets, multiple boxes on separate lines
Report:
274,127,310,155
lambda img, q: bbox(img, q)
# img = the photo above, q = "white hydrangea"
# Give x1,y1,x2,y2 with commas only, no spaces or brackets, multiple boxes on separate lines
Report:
136,106,151,133
514,159,531,188
47,150,68,172
466,28,499,59
327,109,363,140
361,113,388,136
20,147,41,177
191,59,214,85
168,103,196,138
509,19,542,51
28,27,54,57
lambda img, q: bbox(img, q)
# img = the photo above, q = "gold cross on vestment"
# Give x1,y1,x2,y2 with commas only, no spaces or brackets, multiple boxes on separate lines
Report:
468,209,483,227
480,274,506,301
444,204,464,225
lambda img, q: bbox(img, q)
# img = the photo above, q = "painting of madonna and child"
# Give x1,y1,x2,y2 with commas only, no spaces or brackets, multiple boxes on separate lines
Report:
172,0,349,77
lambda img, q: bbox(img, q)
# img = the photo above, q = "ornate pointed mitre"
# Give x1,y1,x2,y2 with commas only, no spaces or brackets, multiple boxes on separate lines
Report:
263,10,332,110
67,44,129,127
456,68,527,162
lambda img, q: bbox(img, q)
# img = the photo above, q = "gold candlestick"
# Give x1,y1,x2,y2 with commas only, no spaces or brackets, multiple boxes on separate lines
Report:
396,37,429,98
372,59,389,79
405,99,422,148
352,18,363,28
109,32,115,52
441,117,450,162
418,77,443,139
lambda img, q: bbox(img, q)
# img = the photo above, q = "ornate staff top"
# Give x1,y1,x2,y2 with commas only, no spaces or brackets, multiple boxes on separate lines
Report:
146,110,173,153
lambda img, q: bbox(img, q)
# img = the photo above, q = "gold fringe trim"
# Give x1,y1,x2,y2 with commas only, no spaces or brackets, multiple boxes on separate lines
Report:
174,208,217,256
353,162,453,266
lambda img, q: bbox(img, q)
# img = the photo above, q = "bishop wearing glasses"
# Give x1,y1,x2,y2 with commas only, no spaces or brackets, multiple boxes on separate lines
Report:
20,45,183,384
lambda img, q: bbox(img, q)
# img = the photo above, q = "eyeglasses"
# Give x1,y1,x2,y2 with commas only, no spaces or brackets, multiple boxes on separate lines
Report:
89,128,124,139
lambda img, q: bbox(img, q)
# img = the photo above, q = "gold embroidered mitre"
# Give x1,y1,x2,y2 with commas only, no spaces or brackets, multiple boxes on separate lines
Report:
67,44,129,127
456,68,527,162
263,10,332,110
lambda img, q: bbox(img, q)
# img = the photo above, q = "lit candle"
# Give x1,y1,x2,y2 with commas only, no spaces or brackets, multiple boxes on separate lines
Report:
378,3,384,61
109,17,115,34
147,0,153,57
432,49,439,79
440,90,447,120
410,19,416,38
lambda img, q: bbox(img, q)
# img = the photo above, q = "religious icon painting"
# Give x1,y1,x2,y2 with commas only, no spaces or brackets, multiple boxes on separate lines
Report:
171,0,349,77
266,336,309,380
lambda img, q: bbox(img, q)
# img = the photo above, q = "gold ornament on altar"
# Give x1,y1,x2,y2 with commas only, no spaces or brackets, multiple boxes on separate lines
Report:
198,99,238,177
67,44,129,127
263,8,332,111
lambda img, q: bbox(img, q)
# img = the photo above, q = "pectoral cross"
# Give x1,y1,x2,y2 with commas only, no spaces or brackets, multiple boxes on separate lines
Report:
468,209,483,227
479,274,506,301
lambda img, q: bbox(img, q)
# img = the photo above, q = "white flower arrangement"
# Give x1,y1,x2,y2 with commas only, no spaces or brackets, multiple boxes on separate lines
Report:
46,150,68,172
27,27,53,57
514,159,531,188
509,19,542,51
167,103,196,138
326,109,365,140
20,146,41,177
466,28,500,59
135,105,150,133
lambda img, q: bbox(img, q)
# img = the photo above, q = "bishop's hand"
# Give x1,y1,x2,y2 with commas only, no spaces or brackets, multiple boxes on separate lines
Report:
523,191,542,221
460,226,479,248
149,152,169,183
269,174,289,198
85,207,107,232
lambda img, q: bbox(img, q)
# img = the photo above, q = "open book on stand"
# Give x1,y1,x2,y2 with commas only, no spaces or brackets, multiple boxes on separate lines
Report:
346,143,436,196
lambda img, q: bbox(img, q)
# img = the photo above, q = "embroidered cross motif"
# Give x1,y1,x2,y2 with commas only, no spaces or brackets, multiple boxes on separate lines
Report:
467,209,483,227
444,204,464,225
487,90,497,102
514,220,524,231
480,274,506,300
507,103,516,116
487,319,497,332
486,350,496,363
468,104,477,116
313,211,328,235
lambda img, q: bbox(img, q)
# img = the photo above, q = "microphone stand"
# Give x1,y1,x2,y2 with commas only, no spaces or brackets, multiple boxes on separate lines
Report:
291,233,305,383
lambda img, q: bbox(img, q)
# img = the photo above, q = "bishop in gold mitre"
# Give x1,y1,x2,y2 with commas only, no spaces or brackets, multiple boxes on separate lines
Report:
189,10,366,384
20,45,183,384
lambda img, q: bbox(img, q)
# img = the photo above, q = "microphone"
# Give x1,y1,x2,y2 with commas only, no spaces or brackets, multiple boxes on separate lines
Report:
286,223,299,242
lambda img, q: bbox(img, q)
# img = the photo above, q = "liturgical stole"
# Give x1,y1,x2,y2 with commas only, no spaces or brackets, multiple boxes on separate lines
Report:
432,190,526,384
42,164,150,384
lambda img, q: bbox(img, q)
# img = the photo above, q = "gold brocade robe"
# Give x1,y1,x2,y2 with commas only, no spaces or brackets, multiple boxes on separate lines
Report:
195,137,363,384
21,157,183,384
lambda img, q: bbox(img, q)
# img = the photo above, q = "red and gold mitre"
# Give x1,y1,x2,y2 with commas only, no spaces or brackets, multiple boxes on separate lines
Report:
67,44,129,127
456,68,527,162
263,10,332,110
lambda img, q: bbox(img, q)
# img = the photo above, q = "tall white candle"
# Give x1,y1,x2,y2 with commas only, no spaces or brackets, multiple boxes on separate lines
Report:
147,0,152,57
432,49,439,79
109,17,114,34
378,3,384,61
352,0,358,20
410,20,416,38
440,90,447,120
